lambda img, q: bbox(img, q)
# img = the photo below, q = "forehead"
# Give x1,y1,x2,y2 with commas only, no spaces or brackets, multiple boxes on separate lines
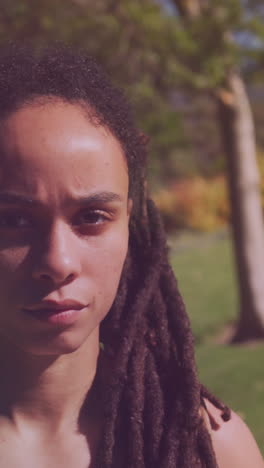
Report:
0,100,129,199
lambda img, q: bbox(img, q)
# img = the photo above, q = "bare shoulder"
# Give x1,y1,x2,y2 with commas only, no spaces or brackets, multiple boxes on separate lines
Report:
202,399,264,468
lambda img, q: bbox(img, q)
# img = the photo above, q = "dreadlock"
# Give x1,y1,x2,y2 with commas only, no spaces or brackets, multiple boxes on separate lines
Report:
0,42,230,467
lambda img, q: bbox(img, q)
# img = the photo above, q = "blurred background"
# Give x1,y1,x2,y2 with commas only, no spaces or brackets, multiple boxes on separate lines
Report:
1,0,264,451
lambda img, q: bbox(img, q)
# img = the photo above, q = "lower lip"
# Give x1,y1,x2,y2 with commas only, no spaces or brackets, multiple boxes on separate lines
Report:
22,307,85,325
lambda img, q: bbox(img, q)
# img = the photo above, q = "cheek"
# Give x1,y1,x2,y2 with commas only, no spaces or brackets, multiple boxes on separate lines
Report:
85,226,129,314
0,246,30,289
0,247,31,315
0,246,29,269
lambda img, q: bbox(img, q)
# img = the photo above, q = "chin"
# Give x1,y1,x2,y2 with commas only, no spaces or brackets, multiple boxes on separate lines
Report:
28,341,84,356
12,326,98,357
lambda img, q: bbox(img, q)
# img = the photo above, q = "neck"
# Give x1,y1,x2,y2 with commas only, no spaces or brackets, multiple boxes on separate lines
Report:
0,328,102,434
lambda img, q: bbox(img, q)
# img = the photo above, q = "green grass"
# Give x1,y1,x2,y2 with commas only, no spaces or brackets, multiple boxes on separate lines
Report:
196,344,264,451
170,230,237,344
169,230,264,453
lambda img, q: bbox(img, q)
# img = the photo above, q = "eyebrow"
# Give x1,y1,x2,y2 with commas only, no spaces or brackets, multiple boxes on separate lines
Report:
0,191,123,207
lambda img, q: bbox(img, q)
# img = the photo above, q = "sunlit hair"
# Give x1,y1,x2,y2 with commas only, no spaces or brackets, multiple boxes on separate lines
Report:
0,43,230,467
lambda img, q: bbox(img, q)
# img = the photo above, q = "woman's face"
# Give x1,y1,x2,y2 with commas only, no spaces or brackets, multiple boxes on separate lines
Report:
0,99,131,355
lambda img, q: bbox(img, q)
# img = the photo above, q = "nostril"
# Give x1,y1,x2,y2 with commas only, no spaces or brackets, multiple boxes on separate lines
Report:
35,270,77,286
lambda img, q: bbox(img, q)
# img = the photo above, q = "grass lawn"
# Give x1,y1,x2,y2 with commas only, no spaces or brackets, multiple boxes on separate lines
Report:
169,230,264,452
196,344,264,451
169,229,237,344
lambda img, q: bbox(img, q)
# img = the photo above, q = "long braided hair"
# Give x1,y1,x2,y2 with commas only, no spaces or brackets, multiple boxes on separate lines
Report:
0,43,230,467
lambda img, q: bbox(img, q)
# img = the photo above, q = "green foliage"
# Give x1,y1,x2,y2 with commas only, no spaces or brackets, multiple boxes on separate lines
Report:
0,0,191,182
1,0,264,184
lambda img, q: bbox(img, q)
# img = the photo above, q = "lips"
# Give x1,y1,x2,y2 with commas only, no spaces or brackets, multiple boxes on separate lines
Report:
24,299,86,312
22,299,87,325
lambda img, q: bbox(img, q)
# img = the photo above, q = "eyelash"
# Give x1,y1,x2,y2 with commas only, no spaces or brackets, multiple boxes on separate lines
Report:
73,210,111,227
0,209,111,230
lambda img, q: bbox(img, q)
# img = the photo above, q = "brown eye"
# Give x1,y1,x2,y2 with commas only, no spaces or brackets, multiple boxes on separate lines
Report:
0,212,34,229
74,210,109,226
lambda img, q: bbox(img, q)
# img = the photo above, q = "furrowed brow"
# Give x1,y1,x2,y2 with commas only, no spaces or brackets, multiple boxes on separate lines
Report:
71,192,123,206
0,191,124,207
0,192,41,207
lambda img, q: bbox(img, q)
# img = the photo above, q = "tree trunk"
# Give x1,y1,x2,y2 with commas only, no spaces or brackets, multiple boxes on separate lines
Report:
216,72,264,341
172,0,264,341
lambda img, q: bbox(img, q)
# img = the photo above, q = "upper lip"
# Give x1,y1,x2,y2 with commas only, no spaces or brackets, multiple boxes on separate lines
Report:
23,300,86,312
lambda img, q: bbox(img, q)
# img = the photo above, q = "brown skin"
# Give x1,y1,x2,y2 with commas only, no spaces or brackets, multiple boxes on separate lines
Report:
0,100,131,467
0,99,261,467
203,401,264,468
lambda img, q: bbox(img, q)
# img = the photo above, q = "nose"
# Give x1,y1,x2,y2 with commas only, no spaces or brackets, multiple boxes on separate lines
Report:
32,220,81,285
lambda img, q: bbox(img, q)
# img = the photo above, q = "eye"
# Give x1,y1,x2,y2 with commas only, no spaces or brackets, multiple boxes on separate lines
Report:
0,211,34,229
73,210,110,226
